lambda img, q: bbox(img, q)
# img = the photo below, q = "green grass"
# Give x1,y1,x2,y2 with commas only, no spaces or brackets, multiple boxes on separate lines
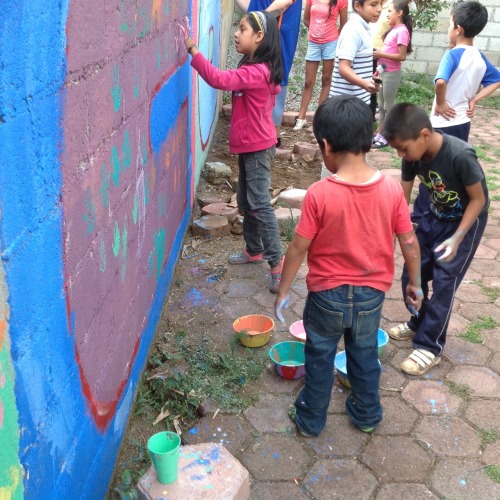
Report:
397,72,435,108
491,195,500,202
486,175,500,192
481,94,500,110
444,380,472,401
485,465,500,483
277,204,299,242
134,332,266,422
480,285,500,303
459,316,500,344
474,144,496,164
476,428,500,451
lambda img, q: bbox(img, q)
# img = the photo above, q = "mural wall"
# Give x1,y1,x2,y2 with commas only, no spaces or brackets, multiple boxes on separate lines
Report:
0,0,233,497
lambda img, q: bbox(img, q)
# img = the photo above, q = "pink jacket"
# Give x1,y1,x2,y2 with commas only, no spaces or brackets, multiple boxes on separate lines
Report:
191,53,280,154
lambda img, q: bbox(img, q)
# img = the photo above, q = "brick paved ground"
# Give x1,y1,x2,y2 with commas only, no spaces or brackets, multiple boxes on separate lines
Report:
177,107,500,498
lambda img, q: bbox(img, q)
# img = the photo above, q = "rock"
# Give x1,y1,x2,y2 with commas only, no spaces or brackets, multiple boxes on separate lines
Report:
203,161,232,185
201,203,239,220
277,188,307,209
191,215,230,238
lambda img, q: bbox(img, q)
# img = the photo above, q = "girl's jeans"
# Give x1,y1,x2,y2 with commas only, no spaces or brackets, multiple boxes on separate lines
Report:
294,285,385,436
237,147,282,268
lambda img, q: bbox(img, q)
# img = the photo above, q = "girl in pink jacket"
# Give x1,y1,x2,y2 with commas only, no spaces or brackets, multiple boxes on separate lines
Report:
185,11,285,293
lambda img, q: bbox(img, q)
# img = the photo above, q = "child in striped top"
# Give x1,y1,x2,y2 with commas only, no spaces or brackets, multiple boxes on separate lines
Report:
330,0,383,105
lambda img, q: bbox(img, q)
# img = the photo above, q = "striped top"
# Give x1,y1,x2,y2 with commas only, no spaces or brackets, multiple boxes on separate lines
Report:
330,14,373,104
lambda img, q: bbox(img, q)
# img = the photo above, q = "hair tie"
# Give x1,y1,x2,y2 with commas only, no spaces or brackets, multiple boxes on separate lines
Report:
251,11,267,34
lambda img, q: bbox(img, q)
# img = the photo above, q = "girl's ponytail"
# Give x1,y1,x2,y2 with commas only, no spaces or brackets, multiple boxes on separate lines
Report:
239,11,283,85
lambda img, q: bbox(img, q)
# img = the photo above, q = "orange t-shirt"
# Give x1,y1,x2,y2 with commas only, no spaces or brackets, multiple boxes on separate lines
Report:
296,173,413,292
307,0,348,44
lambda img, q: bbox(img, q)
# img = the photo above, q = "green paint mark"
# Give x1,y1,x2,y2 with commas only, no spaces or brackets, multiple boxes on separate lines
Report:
111,65,122,112
111,146,121,187
100,163,110,208
133,193,138,224
156,47,162,70
148,251,154,278
138,6,152,39
113,221,121,257
141,135,148,167
145,173,150,205
119,0,129,32
83,188,96,235
0,266,24,500
134,61,140,99
154,228,166,279
122,131,131,170
121,217,128,282
99,237,107,273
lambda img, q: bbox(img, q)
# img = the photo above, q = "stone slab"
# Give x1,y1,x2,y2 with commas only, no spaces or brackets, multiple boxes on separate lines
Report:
376,396,419,435
277,188,307,209
360,436,433,482
243,394,294,434
137,443,249,500
376,483,438,499
464,400,500,431
401,380,463,415
191,215,230,238
447,366,500,398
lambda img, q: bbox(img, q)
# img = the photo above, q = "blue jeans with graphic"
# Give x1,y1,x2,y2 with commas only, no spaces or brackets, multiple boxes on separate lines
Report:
237,147,282,268
294,285,385,436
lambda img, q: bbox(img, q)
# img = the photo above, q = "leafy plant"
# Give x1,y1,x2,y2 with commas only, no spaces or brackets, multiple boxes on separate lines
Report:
397,72,435,108
112,469,139,500
411,0,449,31
480,285,500,303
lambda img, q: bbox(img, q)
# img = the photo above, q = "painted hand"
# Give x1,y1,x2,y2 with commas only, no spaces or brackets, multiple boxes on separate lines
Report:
435,237,459,262
405,286,423,317
274,295,290,324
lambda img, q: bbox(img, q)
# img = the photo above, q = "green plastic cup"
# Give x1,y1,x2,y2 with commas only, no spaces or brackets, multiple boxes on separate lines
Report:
147,431,181,484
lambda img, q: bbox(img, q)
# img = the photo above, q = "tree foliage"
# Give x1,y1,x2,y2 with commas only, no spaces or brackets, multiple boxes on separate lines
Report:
411,0,449,31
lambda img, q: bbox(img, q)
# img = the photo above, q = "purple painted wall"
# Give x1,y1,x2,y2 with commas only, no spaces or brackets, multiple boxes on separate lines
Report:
0,0,233,497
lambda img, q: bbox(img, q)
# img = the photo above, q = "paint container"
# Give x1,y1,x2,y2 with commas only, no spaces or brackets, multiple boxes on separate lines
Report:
377,328,389,356
147,431,181,484
334,350,382,388
268,341,305,379
233,314,274,348
289,320,306,342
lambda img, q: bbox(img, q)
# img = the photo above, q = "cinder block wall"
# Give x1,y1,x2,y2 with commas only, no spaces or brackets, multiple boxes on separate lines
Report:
406,0,500,75
0,0,233,498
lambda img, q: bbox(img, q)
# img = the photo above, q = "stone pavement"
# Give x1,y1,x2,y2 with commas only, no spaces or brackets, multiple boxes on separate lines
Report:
179,107,500,499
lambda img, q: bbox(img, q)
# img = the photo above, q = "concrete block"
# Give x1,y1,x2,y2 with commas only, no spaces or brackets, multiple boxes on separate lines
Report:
275,147,292,160
222,104,232,117
197,195,230,209
191,215,230,238
305,110,315,122
203,162,232,185
292,142,321,158
281,110,298,127
274,207,301,232
277,188,307,209
138,443,250,500
201,203,239,220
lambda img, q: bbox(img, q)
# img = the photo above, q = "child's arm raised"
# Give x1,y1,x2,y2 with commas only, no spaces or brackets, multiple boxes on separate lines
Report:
434,181,486,262
274,234,311,323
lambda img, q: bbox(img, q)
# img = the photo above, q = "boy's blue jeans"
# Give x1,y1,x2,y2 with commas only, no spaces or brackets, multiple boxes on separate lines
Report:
294,285,385,437
237,147,282,268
